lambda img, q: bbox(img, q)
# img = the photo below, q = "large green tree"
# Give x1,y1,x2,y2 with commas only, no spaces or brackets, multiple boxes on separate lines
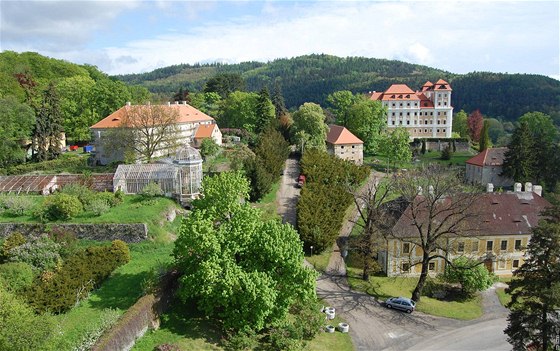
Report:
346,97,386,154
218,91,259,132
478,120,491,151
326,90,358,127
379,127,412,168
57,75,96,141
505,205,560,351
255,87,276,134
34,82,64,161
502,121,537,184
291,103,328,151
452,110,469,139
272,80,287,119
174,172,316,332
204,73,245,98
0,96,35,168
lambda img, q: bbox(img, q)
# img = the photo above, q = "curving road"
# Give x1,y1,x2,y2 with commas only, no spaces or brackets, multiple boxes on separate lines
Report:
277,158,510,351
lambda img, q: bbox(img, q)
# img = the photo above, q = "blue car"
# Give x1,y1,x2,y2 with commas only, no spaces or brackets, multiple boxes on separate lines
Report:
385,297,416,313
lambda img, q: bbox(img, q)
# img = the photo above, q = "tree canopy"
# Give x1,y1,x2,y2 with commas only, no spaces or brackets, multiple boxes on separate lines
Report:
291,102,328,152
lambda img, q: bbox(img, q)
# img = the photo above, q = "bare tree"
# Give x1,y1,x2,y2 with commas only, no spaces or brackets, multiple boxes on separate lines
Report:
105,104,181,163
392,164,480,302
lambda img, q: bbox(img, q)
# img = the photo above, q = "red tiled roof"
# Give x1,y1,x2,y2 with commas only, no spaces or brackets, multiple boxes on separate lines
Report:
466,148,508,167
369,79,451,100
385,84,416,94
416,93,434,108
370,92,383,101
91,103,214,129
434,79,452,91
392,192,551,239
326,125,363,145
194,124,217,139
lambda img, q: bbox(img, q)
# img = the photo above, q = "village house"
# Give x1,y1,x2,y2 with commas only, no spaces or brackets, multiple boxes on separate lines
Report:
465,147,513,188
379,183,549,277
90,101,222,165
370,79,453,139
325,125,364,165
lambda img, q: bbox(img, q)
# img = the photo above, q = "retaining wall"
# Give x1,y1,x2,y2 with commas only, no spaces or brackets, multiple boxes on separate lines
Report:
0,223,148,243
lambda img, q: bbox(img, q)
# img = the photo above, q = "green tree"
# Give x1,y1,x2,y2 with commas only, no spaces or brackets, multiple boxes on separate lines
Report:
452,110,469,139
34,82,64,161
174,174,316,332
254,128,290,179
502,121,536,183
326,90,357,127
346,97,386,154
204,72,245,98
255,87,276,134
479,120,491,151
57,75,96,141
272,80,287,119
244,156,274,202
200,137,220,160
380,127,411,168
485,118,505,144
190,91,221,117
505,205,560,351
291,103,328,151
519,112,559,144
0,96,35,168
443,257,495,296
0,285,55,351
218,91,259,132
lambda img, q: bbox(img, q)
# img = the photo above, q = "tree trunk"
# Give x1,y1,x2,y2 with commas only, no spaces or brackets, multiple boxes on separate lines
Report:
411,253,430,302
362,259,370,281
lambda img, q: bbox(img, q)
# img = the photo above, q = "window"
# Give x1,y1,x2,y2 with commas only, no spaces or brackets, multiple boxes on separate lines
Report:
402,263,410,272
513,260,519,268
407,121,410,125
340,145,344,149
407,103,410,107
407,112,410,116
501,240,507,251
498,260,506,269
392,112,395,116
352,145,355,149
486,241,493,251
457,241,465,252
437,129,440,133
400,103,403,107
471,240,479,252
392,121,395,125
402,243,410,254
428,262,435,271
392,103,396,107
515,239,522,250
400,112,403,116
425,120,428,125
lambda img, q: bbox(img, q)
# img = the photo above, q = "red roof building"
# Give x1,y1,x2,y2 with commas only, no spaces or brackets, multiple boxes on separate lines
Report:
465,147,513,187
326,125,363,165
369,79,453,139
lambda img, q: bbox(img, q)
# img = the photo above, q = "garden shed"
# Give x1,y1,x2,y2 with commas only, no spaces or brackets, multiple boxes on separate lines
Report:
113,145,203,204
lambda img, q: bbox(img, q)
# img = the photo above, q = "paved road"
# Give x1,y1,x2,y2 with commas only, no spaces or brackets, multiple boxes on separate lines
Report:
276,159,510,351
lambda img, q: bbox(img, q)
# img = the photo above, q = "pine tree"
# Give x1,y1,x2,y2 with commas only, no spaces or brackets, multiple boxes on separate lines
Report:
479,120,490,151
34,83,63,161
502,121,536,183
505,205,560,351
255,87,276,135
272,80,287,119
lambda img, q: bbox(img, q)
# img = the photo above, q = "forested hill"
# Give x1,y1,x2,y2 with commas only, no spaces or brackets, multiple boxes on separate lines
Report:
115,54,560,122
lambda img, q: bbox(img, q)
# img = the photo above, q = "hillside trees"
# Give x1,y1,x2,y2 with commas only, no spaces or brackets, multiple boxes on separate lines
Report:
174,172,317,334
0,97,36,168
272,80,287,118
203,72,245,98
392,165,479,302
291,102,329,152
505,205,560,351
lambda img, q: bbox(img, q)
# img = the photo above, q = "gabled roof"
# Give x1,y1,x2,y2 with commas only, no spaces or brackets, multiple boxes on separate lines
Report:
91,103,214,129
326,125,363,145
434,79,452,91
369,79,451,101
466,148,508,167
416,93,434,108
194,124,218,139
392,192,551,239
385,84,416,94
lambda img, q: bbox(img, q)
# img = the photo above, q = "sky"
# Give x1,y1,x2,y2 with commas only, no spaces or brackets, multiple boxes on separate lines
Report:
1,0,559,78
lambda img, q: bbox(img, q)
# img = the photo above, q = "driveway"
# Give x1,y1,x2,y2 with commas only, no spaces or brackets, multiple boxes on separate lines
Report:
276,159,510,350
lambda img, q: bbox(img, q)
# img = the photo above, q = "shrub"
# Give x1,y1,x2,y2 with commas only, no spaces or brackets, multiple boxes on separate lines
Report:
35,193,83,221
0,195,34,216
141,182,163,198
1,232,26,262
200,138,220,159
61,183,95,206
85,198,110,216
26,241,131,313
440,146,452,160
442,257,497,296
0,262,35,293
95,191,122,207
48,226,78,258
7,235,61,272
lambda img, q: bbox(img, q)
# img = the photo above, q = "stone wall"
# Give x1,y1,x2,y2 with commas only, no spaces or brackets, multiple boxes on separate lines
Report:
0,223,148,243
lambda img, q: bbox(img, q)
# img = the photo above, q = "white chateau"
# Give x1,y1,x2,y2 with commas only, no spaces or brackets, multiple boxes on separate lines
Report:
369,79,453,139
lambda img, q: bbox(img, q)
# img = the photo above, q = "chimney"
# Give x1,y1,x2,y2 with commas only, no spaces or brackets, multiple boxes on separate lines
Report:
167,101,171,106
486,183,494,193
126,101,131,106
514,183,522,192
182,101,187,105
533,185,543,197
175,101,179,105
524,182,533,193
428,185,434,195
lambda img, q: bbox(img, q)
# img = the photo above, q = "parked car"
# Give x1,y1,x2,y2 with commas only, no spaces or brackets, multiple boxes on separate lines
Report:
385,297,416,313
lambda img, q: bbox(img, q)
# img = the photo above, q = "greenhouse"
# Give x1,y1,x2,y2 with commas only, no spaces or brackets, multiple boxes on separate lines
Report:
113,145,203,204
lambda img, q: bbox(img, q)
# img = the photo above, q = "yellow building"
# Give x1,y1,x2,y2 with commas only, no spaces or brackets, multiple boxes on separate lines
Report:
379,187,551,277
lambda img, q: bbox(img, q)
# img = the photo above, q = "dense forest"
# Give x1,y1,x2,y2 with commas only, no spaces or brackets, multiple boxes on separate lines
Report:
115,54,560,123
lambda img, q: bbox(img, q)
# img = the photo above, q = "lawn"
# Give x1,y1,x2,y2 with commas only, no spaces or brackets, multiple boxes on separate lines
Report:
496,287,512,307
253,181,281,220
49,241,175,350
307,247,333,273
364,149,475,172
346,260,483,320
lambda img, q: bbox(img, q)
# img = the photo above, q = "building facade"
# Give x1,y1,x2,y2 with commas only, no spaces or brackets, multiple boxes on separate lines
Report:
465,147,513,188
326,125,364,165
370,79,453,139
90,102,222,165
380,186,550,277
